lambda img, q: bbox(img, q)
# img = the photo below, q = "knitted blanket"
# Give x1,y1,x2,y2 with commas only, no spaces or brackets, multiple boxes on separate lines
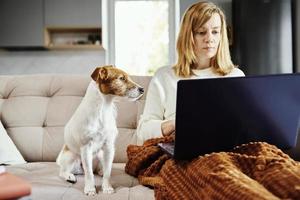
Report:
125,136,300,200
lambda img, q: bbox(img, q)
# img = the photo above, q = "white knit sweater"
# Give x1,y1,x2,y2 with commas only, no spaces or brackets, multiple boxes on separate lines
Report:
136,66,245,144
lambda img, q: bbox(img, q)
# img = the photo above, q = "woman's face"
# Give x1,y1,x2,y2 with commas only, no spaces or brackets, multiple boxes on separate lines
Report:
194,13,222,61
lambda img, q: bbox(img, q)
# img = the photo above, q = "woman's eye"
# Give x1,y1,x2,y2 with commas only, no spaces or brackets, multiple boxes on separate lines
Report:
197,31,206,35
212,30,219,34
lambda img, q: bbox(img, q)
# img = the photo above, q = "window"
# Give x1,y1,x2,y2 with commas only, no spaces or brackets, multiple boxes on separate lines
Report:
103,0,179,75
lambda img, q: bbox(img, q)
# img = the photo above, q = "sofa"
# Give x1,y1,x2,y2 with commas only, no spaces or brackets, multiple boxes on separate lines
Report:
0,74,154,200
1,74,300,200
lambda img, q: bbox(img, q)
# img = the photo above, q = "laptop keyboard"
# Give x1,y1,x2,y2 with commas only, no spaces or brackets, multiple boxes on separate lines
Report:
158,142,175,155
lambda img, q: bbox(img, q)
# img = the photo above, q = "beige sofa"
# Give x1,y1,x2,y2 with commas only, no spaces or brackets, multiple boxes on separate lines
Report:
1,74,299,200
0,74,154,200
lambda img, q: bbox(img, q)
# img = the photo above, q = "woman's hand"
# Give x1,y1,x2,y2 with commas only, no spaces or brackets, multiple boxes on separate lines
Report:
161,120,175,136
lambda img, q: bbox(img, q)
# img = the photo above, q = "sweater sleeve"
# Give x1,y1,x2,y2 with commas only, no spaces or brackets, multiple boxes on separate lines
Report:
229,68,246,77
136,75,166,144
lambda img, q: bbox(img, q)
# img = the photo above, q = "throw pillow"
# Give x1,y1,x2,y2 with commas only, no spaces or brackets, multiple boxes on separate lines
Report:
0,120,26,165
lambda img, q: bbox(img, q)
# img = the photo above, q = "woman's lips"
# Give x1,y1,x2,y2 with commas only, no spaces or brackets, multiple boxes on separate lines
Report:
203,47,215,51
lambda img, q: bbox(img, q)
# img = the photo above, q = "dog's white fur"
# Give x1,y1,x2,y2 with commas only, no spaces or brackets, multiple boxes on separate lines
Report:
56,66,143,195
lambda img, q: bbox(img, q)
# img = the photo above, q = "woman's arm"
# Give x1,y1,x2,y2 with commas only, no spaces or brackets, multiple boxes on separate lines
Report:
136,76,166,143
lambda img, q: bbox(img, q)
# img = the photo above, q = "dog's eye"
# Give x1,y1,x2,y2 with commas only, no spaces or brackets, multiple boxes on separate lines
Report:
119,76,126,81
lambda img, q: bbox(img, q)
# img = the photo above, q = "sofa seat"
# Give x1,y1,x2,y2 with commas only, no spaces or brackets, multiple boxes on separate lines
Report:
6,162,154,200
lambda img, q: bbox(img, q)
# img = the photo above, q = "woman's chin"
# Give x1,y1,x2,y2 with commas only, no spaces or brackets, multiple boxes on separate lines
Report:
203,53,216,60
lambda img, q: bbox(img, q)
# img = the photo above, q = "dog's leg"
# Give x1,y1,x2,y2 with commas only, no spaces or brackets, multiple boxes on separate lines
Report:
96,150,104,177
101,142,115,194
80,144,96,196
57,145,77,183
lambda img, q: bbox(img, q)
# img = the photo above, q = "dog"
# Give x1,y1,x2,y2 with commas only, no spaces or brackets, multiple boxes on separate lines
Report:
56,65,144,195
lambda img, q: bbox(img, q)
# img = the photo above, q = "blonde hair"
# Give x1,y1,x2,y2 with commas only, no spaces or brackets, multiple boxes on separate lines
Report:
174,1,234,77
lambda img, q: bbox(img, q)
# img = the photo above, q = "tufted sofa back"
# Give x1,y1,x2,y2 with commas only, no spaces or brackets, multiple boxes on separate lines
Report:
0,75,151,163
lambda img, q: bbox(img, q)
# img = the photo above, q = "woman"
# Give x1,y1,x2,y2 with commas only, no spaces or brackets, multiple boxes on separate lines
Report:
137,1,245,143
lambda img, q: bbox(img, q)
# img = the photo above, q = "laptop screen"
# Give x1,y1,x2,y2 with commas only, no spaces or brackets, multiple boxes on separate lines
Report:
174,74,300,160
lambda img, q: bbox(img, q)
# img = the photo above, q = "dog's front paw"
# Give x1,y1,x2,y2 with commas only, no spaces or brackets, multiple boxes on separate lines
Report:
102,183,114,194
84,185,96,196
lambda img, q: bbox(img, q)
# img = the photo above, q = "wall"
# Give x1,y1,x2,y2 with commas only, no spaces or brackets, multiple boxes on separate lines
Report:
0,50,105,75
0,0,230,75
0,0,298,75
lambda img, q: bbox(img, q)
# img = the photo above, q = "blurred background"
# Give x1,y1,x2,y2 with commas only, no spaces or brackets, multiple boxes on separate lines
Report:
0,0,299,76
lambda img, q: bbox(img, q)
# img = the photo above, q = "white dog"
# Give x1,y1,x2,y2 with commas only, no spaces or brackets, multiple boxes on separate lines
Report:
56,65,144,195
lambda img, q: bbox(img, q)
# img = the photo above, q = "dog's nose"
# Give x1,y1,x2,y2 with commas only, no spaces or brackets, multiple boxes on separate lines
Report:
138,87,144,94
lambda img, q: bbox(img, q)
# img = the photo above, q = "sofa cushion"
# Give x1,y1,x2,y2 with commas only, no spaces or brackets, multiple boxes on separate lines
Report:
0,120,26,165
0,75,152,162
6,162,154,199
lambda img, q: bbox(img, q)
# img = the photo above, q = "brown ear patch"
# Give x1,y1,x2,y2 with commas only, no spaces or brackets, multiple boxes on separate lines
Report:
98,67,108,82
91,67,100,81
91,65,115,82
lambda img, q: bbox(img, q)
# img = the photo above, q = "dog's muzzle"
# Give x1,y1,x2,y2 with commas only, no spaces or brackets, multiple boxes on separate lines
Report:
126,86,144,99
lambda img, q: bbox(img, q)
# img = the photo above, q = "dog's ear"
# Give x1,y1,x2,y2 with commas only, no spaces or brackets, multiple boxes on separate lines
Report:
91,67,100,81
98,67,108,82
91,66,109,82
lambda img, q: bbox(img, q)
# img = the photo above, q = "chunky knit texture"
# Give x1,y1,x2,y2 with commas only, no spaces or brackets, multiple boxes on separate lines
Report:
125,136,300,200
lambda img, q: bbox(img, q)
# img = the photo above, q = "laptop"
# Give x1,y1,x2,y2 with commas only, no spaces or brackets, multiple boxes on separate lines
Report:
159,73,300,160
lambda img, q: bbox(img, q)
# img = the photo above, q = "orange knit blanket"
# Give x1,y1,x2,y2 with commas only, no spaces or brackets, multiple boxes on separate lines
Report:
125,136,300,200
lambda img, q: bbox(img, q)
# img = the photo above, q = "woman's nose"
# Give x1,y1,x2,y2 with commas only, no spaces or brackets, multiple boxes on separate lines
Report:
205,34,214,43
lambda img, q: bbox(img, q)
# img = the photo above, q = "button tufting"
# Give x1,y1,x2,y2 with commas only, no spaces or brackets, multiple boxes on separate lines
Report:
43,121,47,127
46,91,52,98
